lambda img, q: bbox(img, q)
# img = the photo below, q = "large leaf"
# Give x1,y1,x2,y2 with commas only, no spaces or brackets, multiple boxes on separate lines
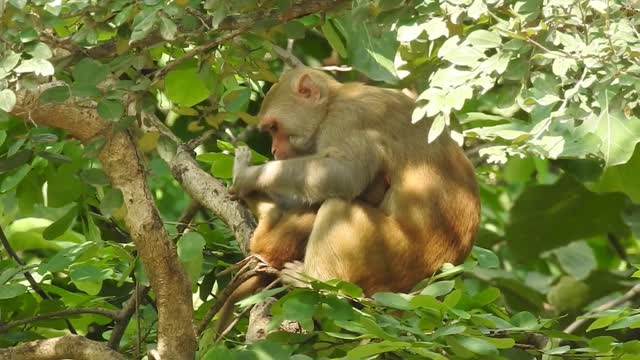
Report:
177,232,205,284
506,176,628,262
334,18,398,84
593,144,640,203
164,60,211,107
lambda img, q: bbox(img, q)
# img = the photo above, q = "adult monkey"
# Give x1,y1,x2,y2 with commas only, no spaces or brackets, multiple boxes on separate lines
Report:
220,66,480,333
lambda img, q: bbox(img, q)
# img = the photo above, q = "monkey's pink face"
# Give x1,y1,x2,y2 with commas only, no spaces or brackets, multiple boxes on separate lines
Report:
258,116,297,160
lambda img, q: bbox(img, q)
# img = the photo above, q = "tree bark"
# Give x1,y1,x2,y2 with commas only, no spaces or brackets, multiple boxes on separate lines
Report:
0,335,126,360
12,87,197,359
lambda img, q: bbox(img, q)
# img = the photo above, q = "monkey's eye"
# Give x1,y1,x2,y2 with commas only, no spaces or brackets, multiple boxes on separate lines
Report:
267,123,278,133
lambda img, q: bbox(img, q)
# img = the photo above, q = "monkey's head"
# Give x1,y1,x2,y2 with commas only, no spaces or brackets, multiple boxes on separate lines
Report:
257,67,336,160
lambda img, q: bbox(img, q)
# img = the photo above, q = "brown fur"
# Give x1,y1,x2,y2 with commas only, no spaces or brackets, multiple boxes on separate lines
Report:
220,67,480,333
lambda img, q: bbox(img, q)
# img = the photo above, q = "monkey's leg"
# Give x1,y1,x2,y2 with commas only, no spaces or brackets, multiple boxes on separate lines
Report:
296,199,417,294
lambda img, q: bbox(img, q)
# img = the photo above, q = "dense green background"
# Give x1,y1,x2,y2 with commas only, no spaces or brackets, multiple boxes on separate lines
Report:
1,0,640,358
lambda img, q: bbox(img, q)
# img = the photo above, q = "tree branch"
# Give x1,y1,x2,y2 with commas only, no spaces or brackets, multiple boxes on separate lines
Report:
0,308,119,333
564,283,640,334
11,87,196,360
0,335,125,360
153,0,347,80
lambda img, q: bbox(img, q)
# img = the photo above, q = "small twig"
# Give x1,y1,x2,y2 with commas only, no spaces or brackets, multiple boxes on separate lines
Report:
317,65,353,72
0,224,78,334
271,43,304,68
197,256,274,335
108,285,150,350
176,200,202,235
154,27,249,83
135,283,142,360
0,308,119,333
216,254,264,278
564,283,640,333
186,129,216,151
215,278,279,341
143,111,182,145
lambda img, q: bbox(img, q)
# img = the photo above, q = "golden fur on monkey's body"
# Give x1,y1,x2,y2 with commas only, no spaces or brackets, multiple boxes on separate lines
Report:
217,67,480,335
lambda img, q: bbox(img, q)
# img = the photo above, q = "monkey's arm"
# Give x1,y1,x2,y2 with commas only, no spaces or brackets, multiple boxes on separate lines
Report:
232,145,380,205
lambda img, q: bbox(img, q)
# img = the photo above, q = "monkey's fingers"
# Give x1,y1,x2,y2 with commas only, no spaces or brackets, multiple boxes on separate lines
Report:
280,261,311,289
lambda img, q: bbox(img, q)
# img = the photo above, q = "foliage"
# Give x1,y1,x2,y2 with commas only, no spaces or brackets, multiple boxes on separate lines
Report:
1,0,640,358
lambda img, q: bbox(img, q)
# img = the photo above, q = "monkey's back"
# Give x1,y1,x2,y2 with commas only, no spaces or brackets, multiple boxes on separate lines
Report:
330,81,480,282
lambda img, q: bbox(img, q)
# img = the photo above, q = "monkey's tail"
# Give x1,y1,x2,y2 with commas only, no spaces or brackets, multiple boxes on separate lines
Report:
215,274,271,337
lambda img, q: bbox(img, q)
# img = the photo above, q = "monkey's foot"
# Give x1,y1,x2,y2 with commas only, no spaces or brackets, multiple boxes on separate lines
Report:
233,146,252,176
280,261,312,289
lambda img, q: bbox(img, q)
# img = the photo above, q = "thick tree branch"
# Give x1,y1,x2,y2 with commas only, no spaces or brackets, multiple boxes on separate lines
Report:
170,147,256,252
0,335,125,360
11,88,196,360
146,112,255,252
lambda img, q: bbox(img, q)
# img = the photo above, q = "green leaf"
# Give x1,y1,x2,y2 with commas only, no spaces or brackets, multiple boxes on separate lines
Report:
72,58,109,85
14,58,55,76
97,99,124,120
421,280,455,297
197,152,234,179
280,290,318,322
39,86,70,104
222,87,251,113
159,17,177,40
1,164,31,193
43,206,78,240
69,264,112,295
283,21,306,39
321,21,347,58
594,144,640,203
0,51,21,75
177,232,206,283
506,176,628,262
130,10,157,42
0,149,33,173
511,311,538,329
27,42,53,59
587,315,619,331
236,286,288,307
165,61,211,107
335,19,398,84
591,93,640,166
372,292,413,310
428,115,446,143
47,165,83,207
114,5,133,26
553,241,596,280
346,341,410,358
433,325,466,338
472,246,500,268
100,188,124,217
80,168,110,186
0,284,28,299
20,28,39,43
452,335,498,356
547,276,589,313
465,30,502,49
0,89,16,112
608,314,640,330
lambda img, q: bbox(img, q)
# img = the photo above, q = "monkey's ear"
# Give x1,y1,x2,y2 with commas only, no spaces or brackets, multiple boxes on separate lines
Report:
292,72,327,103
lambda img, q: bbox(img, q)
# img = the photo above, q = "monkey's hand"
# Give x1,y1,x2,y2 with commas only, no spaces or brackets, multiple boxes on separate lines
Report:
230,146,253,200
280,261,312,289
